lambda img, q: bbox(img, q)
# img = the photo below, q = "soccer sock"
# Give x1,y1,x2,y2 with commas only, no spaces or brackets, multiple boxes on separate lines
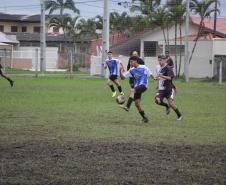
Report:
139,111,146,119
159,101,169,108
117,86,122,93
174,108,182,118
109,85,115,92
126,97,133,109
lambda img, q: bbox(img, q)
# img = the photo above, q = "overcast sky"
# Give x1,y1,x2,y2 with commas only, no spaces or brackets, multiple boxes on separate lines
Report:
0,0,225,18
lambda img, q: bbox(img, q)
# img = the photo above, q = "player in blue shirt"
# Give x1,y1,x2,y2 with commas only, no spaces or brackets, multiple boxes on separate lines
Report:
120,56,152,123
103,51,124,97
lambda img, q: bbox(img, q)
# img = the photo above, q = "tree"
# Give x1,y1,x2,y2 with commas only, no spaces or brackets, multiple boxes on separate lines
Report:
45,0,79,16
167,0,186,77
152,7,170,46
130,0,161,17
189,0,220,64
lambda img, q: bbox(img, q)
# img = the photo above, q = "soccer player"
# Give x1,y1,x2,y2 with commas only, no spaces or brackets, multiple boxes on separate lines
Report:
120,56,152,123
0,62,14,87
165,50,177,93
165,50,174,69
103,51,124,97
122,50,145,111
155,55,183,121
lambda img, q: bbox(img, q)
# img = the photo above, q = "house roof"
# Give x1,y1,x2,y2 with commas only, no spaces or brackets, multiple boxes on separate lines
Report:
0,13,54,23
190,16,226,37
5,32,95,43
0,32,19,44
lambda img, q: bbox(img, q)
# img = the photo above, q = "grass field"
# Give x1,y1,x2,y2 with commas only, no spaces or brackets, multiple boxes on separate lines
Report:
0,76,226,185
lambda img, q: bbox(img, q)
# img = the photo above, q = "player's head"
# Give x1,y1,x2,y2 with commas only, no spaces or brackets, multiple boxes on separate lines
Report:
129,56,139,67
130,50,139,57
165,51,170,58
107,51,113,59
158,54,166,67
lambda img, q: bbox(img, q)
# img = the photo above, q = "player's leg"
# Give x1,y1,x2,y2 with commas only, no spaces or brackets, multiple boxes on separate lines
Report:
107,78,116,97
155,91,170,114
0,69,14,87
134,86,148,123
167,93,183,120
113,78,124,95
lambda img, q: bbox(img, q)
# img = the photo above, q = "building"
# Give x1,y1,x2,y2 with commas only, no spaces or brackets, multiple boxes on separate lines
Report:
90,16,226,78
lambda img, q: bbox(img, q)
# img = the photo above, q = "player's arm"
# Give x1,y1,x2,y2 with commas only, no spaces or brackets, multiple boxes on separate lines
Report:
102,61,107,69
120,63,131,80
159,68,174,80
145,66,155,80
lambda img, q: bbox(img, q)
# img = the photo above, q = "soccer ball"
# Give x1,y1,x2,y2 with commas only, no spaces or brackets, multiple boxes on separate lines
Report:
116,95,125,105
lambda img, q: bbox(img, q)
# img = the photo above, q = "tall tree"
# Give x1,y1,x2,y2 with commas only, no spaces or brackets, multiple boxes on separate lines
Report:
152,7,170,46
167,0,186,77
45,0,80,16
189,0,220,64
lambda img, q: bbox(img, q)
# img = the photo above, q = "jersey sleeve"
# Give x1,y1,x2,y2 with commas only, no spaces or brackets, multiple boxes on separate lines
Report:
122,70,132,78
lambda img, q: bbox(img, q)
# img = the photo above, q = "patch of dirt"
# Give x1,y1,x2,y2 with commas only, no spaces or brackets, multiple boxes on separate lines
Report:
1,141,226,185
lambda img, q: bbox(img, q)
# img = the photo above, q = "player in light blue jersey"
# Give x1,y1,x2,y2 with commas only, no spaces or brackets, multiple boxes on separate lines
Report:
120,56,152,123
103,51,124,97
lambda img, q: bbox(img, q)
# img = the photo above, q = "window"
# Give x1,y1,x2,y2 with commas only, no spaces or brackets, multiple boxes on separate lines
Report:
0,25,4,32
144,41,158,57
53,27,59,33
22,26,27,32
33,26,40,33
11,26,18,32
167,45,185,56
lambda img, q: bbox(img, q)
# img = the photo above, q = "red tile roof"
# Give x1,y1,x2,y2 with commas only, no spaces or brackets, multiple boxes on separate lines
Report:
190,16,226,36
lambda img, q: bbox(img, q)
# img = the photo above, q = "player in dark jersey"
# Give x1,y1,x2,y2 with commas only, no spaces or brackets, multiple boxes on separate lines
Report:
165,51,177,93
0,62,14,87
120,56,152,123
103,51,124,97
155,55,183,121
122,50,145,111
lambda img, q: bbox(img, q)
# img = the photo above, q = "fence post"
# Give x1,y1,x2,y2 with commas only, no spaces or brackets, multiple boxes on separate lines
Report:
70,50,73,79
219,59,222,84
35,48,39,78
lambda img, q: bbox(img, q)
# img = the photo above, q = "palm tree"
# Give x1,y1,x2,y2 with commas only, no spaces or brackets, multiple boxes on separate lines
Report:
152,7,170,46
45,0,80,16
110,11,132,44
130,0,161,17
189,0,220,64
48,14,73,51
167,0,186,77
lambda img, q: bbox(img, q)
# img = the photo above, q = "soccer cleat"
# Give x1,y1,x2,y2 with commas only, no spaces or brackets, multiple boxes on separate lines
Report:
177,115,183,121
120,92,125,96
119,105,129,112
142,116,149,123
10,81,14,87
166,106,170,115
112,91,117,97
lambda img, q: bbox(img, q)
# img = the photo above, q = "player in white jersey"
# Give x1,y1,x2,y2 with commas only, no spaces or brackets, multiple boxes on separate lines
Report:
120,56,152,123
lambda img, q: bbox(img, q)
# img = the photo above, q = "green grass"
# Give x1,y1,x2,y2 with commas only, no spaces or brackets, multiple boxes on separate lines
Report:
0,76,226,145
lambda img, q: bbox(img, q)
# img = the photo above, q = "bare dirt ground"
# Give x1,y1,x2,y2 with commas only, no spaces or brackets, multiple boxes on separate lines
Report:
1,141,226,185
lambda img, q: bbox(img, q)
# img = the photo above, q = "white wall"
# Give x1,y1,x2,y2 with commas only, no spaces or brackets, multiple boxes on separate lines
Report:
14,46,58,70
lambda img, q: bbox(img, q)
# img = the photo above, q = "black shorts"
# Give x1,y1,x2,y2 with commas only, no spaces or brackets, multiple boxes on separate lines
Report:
156,89,174,101
134,85,147,100
0,68,2,75
129,77,134,88
109,75,118,81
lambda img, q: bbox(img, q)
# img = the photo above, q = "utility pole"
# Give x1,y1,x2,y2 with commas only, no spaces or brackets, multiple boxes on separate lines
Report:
40,0,46,74
101,0,110,77
213,0,217,38
184,0,190,82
